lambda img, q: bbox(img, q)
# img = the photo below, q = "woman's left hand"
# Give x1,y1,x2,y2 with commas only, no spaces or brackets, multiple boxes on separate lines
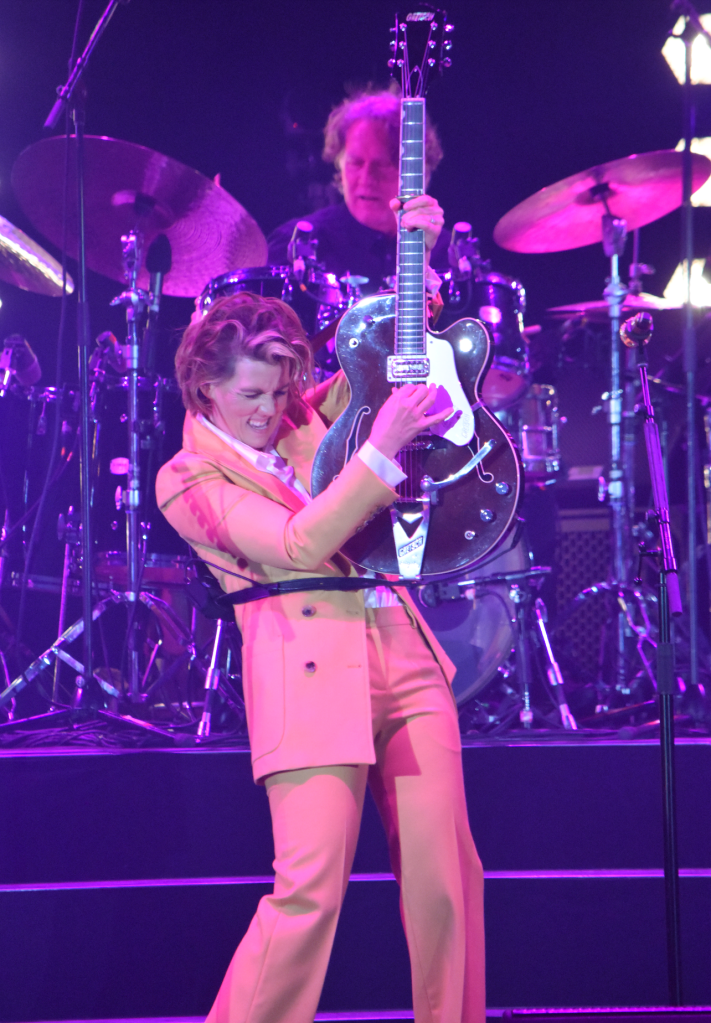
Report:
389,193,444,253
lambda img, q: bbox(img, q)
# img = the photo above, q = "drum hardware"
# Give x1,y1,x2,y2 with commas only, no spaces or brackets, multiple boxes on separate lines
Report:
183,565,246,740
53,506,81,703
419,558,577,730
494,147,711,700
0,336,42,397
446,222,487,307
287,220,318,280
496,383,564,487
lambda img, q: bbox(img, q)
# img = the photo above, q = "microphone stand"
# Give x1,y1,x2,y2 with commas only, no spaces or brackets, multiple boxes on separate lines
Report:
43,0,129,707
670,0,711,690
623,313,684,1005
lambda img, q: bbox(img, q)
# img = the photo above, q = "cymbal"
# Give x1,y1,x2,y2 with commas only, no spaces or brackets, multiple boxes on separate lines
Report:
0,214,74,297
12,136,268,297
494,150,711,253
547,292,678,320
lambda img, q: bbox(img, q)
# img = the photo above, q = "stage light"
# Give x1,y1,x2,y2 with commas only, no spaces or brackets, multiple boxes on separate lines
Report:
662,13,711,84
674,137,711,204
664,258,711,306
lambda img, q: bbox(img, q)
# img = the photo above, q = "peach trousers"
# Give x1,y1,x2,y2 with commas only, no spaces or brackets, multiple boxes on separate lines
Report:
205,605,485,1023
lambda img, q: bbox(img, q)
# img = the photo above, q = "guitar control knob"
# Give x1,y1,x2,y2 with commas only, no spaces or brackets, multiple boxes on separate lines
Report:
495,482,511,496
349,337,360,348
464,530,476,540
480,508,496,523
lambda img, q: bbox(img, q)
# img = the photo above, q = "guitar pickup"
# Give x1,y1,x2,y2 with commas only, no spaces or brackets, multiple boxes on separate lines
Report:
387,356,430,381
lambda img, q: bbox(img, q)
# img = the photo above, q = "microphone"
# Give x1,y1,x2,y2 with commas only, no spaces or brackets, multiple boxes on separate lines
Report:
620,311,654,348
146,233,172,313
144,234,172,372
287,220,316,281
0,335,42,395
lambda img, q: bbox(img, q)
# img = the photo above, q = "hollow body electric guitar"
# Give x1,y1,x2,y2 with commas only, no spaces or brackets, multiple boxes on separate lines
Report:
311,9,522,579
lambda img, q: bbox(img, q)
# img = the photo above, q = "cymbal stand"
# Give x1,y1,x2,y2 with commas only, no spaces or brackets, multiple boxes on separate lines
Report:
43,0,130,710
110,229,147,703
597,209,634,695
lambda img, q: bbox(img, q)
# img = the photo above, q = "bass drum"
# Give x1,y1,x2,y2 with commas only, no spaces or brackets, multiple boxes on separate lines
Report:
416,539,528,705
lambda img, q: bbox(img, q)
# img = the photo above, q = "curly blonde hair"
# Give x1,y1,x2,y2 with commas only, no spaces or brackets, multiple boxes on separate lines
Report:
175,293,314,418
323,86,443,189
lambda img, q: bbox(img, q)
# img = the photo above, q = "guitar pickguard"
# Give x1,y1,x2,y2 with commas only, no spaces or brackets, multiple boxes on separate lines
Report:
424,331,475,447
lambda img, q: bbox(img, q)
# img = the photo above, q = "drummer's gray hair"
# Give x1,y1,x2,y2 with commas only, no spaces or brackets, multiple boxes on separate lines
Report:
323,86,443,188
175,293,313,418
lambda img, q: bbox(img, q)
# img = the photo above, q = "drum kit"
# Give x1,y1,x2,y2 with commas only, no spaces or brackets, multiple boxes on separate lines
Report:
0,132,708,738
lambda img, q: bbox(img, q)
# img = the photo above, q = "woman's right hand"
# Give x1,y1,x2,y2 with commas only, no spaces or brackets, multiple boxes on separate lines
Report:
368,383,454,461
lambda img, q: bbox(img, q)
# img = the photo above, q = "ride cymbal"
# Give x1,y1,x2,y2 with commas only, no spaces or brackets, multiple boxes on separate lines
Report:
12,136,268,297
0,214,73,297
494,150,711,253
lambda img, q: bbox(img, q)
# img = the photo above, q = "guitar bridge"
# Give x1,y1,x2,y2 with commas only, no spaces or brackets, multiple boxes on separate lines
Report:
387,355,430,382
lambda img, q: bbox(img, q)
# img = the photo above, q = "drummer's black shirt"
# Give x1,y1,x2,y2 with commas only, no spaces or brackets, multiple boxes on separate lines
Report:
267,201,450,293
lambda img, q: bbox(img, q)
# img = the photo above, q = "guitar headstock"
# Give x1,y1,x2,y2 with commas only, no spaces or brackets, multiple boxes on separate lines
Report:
388,7,453,97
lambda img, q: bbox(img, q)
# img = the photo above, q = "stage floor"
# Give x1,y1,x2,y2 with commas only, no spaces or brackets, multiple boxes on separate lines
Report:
1,740,709,1021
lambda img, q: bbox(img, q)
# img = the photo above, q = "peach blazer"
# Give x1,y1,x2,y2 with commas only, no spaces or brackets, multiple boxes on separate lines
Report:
156,376,456,781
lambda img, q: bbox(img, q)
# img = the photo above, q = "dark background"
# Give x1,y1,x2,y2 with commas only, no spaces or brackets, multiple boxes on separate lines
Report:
0,0,705,345
0,0,708,588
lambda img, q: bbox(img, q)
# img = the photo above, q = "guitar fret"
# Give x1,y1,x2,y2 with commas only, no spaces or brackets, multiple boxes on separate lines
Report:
395,97,426,357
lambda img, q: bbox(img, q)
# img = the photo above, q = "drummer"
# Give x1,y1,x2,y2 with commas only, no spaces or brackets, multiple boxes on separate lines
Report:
267,88,449,291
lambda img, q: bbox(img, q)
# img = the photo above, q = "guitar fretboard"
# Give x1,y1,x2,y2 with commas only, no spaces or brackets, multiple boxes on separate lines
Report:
395,98,426,358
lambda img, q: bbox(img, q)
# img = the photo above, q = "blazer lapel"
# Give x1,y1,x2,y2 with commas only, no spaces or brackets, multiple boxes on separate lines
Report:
183,414,306,513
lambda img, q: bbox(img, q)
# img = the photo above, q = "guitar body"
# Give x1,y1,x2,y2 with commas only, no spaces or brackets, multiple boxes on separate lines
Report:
311,293,523,577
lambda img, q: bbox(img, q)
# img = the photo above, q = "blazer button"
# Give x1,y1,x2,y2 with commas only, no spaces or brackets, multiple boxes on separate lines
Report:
301,605,316,617
304,661,317,674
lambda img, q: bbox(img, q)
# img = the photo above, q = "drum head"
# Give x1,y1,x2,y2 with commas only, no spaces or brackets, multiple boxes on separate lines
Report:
417,539,528,704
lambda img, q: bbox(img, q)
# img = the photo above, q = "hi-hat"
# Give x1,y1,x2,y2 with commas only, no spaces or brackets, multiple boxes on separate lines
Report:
0,214,74,297
494,150,711,253
547,292,678,320
12,136,268,297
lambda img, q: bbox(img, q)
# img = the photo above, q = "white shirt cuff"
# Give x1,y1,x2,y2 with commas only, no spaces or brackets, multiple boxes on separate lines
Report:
357,439,407,488
425,266,442,296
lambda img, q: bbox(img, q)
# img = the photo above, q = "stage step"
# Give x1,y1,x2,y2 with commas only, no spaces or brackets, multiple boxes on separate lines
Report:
1,742,710,1021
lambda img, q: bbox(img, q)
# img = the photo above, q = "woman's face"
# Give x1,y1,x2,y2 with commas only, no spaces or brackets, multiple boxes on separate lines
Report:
203,357,291,450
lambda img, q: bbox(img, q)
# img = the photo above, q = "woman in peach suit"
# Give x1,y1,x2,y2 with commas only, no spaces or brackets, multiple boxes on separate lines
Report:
156,203,485,1023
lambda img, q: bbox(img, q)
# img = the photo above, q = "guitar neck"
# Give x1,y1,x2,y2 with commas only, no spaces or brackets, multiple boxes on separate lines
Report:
396,97,426,358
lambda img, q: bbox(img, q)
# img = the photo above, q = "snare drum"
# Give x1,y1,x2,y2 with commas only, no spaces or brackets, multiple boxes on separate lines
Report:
198,266,353,338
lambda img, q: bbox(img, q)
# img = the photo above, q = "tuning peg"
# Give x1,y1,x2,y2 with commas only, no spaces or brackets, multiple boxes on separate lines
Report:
444,40,453,50
442,57,452,67
427,58,436,66
390,40,397,50
445,23,454,32
388,59,396,67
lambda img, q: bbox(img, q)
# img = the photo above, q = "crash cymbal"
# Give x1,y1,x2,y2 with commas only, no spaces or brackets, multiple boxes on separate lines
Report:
547,292,678,320
0,214,74,297
494,150,711,253
12,136,268,297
